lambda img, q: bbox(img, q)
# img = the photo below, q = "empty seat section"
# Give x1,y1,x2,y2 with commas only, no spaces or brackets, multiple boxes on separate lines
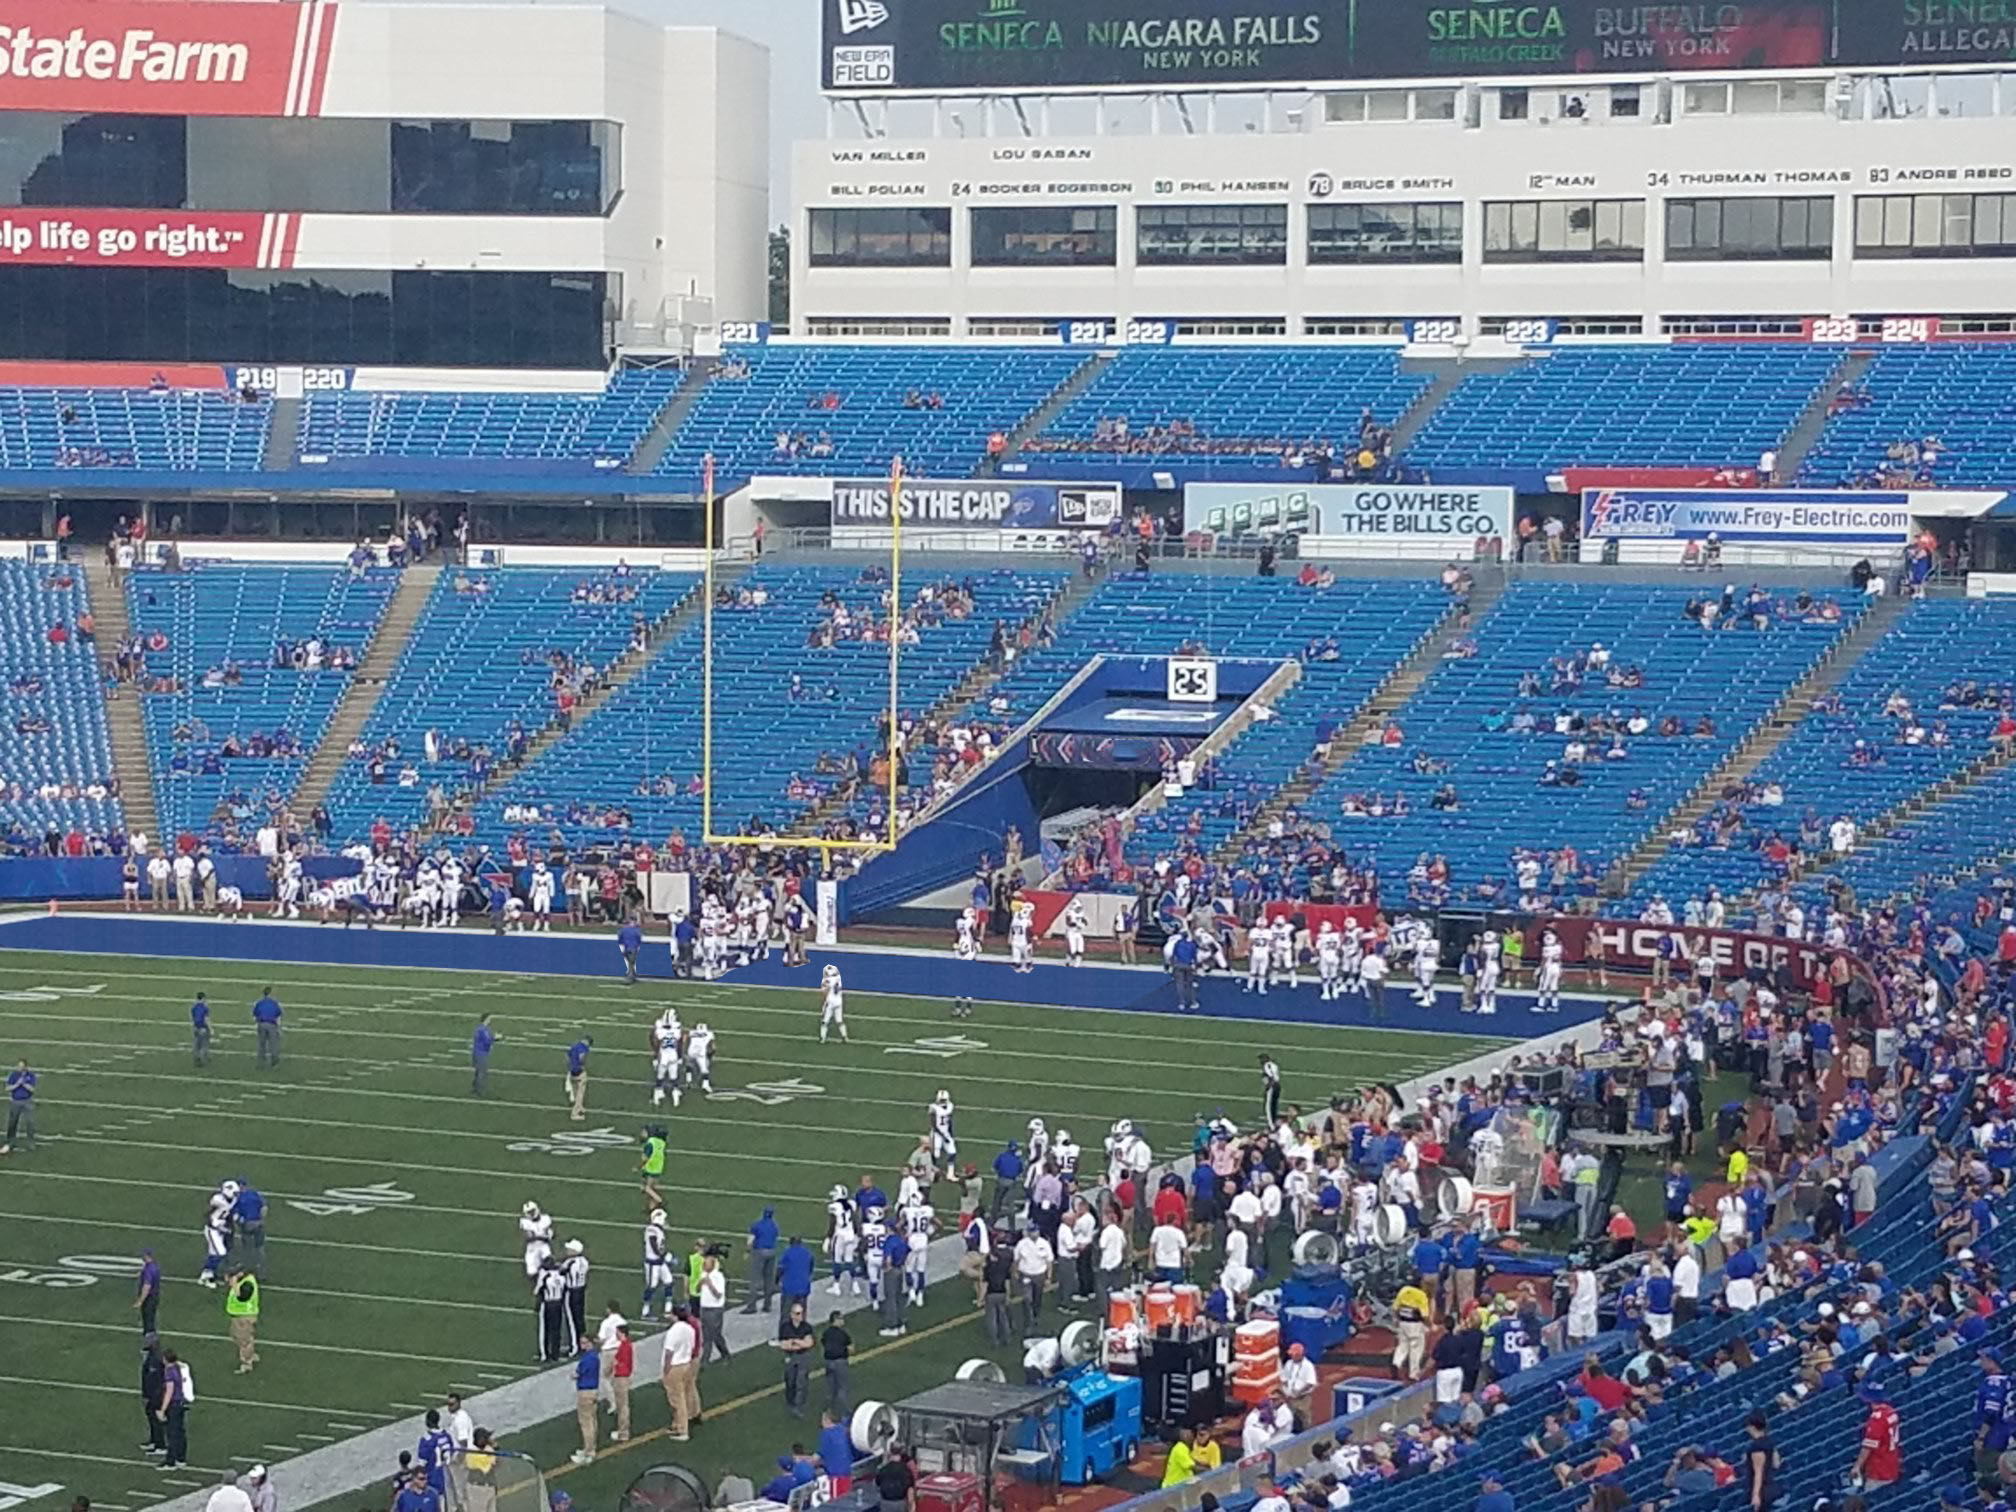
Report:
1798,343,2016,487
654,346,1087,490
0,387,270,472
128,564,399,845
0,559,123,847
297,371,682,466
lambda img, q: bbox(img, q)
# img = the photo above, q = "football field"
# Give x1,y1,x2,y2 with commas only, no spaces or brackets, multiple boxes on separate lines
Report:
0,943,1512,1512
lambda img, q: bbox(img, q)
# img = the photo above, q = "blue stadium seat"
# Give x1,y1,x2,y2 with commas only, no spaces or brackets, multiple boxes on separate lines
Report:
127,564,400,845
298,371,682,468
0,559,122,847
0,387,270,472
1799,343,2016,487
654,346,1087,491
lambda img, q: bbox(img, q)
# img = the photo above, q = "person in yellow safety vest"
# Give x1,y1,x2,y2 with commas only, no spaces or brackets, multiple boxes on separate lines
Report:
225,1268,261,1373
1392,1281,1431,1379
1726,1145,1751,1186
1160,1426,1198,1488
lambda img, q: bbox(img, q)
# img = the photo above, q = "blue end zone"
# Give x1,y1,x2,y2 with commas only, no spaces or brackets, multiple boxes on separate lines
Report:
0,914,1607,1038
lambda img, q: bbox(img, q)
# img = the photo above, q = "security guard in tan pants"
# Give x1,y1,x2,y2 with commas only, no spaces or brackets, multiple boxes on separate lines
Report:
225,1267,261,1372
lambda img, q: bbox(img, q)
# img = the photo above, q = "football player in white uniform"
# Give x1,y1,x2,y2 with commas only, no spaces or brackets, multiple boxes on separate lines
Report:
928,1090,958,1182
651,1019,683,1108
1340,925,1365,996
529,860,555,930
1050,1128,1080,1183
860,1206,889,1307
1026,1116,1050,1174
684,1021,716,1095
215,884,246,919
1316,921,1343,1000
825,1185,861,1295
1244,921,1271,994
1009,900,1035,973
409,860,440,929
439,856,464,928
1269,915,1298,989
819,964,848,1043
1475,929,1502,1016
1536,927,1564,1013
200,1180,238,1286
1062,902,1087,966
641,1208,675,1319
952,907,979,1019
1412,931,1440,1008
275,851,304,919
900,1196,934,1305
520,1200,554,1280
751,892,774,960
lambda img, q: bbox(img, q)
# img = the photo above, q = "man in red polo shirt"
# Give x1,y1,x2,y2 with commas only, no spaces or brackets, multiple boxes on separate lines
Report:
609,1322,634,1442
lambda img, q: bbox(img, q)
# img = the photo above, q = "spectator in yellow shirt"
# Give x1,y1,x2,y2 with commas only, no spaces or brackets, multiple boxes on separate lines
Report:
1161,1427,1198,1487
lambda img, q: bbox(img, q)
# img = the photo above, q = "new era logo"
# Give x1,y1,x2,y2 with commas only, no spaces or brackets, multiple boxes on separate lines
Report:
838,0,889,34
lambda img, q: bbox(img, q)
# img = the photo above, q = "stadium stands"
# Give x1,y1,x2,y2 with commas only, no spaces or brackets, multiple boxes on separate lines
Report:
653,345,1088,489
466,561,1065,851
0,386,270,472
1798,343,2016,488
322,565,699,846
127,563,401,845
1021,346,1431,482
1281,580,1859,904
298,371,684,468
1626,597,2016,913
0,559,123,850
1405,344,1842,477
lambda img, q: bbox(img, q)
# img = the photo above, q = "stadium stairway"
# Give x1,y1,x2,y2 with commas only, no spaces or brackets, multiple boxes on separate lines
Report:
793,559,1096,837
986,351,1113,473
81,558,159,844
262,395,303,472
460,564,726,814
1599,589,1910,898
1766,729,2016,916
1773,348,1876,479
1384,360,1474,456
290,562,444,815
1207,572,1496,867
624,362,713,477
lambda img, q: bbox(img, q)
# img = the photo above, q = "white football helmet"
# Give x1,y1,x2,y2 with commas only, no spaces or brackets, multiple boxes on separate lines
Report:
649,1208,667,1227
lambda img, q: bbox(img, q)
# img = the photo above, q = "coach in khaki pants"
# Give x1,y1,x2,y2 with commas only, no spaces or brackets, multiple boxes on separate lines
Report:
660,1304,701,1441
224,1269,260,1372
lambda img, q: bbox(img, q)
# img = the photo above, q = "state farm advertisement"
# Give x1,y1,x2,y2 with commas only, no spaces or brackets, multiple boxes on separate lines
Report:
0,0,337,116
0,209,288,268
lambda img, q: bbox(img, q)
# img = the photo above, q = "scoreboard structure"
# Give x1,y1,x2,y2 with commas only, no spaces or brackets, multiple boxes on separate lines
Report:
798,0,2016,341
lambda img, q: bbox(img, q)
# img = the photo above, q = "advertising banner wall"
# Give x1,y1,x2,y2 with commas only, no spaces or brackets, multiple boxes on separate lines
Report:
1581,488,1917,545
0,0,337,116
832,477,1120,529
1185,482,1511,541
1537,916,1834,992
0,208,284,268
823,0,1959,90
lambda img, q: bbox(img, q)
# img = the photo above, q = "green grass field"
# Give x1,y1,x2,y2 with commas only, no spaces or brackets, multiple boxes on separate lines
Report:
0,945,1512,1512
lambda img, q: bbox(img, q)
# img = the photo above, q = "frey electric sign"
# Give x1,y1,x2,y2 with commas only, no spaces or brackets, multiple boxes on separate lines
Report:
0,1,339,115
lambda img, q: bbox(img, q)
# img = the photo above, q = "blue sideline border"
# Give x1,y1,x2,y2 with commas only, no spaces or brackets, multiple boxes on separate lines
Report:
0,914,1606,1038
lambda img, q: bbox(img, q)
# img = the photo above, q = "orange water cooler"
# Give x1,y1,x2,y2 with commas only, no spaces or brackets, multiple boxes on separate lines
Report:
1231,1317,1281,1405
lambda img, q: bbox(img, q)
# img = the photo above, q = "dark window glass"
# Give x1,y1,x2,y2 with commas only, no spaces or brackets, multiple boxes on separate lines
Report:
1308,201,1461,263
1665,197,1831,260
1482,199,1643,262
0,113,615,214
0,267,608,366
970,206,1117,266
806,207,952,267
1854,192,2016,258
1137,204,1287,265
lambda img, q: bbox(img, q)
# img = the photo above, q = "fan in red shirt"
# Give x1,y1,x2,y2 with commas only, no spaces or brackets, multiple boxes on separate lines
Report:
1851,1383,1901,1487
1578,1357,1632,1414
1151,1181,1187,1230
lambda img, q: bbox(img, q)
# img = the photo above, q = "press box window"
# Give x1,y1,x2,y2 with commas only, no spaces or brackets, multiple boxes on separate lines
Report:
1854,193,2016,257
1136,204,1287,266
970,206,1118,267
1482,199,1645,262
807,207,952,268
1665,197,1833,260
1308,202,1462,264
